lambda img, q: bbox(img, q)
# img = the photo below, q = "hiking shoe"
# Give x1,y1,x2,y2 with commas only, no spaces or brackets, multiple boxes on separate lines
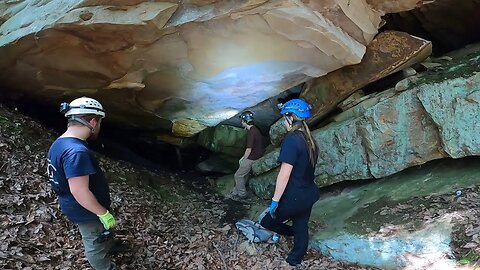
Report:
226,191,254,201
229,194,248,202
286,257,302,267
225,192,238,200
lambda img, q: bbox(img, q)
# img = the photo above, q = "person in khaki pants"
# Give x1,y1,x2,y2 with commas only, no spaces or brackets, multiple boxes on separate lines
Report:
228,111,265,201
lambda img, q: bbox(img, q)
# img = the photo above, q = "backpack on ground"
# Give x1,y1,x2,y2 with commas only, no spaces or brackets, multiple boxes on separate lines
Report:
235,207,273,243
235,219,273,243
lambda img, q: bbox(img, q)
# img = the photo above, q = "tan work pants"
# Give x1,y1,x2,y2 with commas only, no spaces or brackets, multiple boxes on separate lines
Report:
233,158,254,197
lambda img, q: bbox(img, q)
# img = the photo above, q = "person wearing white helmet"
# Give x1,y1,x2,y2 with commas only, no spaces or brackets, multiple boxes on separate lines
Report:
47,97,116,270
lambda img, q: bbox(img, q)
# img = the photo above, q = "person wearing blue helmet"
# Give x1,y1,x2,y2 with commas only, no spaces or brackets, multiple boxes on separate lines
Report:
260,98,320,266
227,111,265,201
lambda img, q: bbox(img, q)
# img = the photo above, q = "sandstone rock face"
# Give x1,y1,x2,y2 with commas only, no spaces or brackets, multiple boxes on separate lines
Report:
269,31,432,146
0,0,392,138
251,50,480,198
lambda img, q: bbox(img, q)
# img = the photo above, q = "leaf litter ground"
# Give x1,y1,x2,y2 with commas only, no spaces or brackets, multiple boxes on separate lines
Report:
0,103,478,269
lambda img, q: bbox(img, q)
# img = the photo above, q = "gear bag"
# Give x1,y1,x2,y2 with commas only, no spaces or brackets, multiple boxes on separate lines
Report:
235,207,273,243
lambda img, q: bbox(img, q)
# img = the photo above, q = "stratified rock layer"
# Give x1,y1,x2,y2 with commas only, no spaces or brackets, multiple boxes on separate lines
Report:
251,50,480,199
269,31,432,146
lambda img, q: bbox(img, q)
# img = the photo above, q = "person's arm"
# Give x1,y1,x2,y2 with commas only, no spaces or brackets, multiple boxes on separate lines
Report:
272,162,294,201
68,175,107,215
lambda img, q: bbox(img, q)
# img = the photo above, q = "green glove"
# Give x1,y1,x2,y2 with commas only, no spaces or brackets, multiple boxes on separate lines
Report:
239,156,245,166
97,210,116,230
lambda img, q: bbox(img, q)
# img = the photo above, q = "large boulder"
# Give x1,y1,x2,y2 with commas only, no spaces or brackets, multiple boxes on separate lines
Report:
0,0,395,139
251,49,480,198
197,125,246,158
269,31,432,146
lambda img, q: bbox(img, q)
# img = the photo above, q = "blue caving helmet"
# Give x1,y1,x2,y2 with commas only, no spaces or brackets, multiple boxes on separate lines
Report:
240,111,254,123
278,98,312,119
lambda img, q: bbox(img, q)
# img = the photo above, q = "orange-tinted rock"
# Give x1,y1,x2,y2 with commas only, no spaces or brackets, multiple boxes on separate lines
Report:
0,0,386,139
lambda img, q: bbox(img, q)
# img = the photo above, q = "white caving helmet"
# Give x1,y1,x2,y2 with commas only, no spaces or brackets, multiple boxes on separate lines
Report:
60,97,105,118
60,97,105,133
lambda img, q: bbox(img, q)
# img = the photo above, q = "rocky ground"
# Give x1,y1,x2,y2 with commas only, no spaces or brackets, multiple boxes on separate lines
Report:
0,103,377,270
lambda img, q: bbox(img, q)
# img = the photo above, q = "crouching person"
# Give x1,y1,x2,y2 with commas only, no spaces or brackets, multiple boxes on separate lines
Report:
47,97,116,270
260,99,320,266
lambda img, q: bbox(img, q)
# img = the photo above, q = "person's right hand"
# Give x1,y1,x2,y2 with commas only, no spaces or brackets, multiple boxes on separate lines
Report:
238,157,245,166
97,210,116,230
269,200,279,217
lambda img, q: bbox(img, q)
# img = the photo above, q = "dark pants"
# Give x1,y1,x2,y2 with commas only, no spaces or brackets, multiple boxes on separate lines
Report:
260,203,313,265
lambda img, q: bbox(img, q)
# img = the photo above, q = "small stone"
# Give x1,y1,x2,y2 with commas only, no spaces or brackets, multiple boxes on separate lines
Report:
420,62,442,70
79,11,93,21
436,56,453,61
402,67,417,77
395,78,411,92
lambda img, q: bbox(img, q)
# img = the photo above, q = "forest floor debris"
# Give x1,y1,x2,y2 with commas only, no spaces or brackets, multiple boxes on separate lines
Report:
1,103,479,269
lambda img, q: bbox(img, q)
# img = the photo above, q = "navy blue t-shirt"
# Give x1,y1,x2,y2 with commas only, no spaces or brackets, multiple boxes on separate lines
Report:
278,131,320,206
47,137,111,224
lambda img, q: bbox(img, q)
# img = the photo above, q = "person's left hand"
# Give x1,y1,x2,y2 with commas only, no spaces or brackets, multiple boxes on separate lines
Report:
269,199,279,217
97,210,116,230
238,156,245,166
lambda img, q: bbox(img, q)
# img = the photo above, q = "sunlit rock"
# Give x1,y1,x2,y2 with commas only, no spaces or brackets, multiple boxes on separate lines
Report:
0,0,388,138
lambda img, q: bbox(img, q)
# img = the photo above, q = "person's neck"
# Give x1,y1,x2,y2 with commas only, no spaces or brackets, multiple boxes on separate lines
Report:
246,125,253,130
60,126,91,141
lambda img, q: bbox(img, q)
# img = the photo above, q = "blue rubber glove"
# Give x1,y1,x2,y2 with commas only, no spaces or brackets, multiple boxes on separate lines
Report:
269,199,279,218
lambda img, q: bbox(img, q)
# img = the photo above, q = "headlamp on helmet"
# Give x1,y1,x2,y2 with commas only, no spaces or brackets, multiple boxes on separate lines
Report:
60,97,105,118
239,111,254,123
